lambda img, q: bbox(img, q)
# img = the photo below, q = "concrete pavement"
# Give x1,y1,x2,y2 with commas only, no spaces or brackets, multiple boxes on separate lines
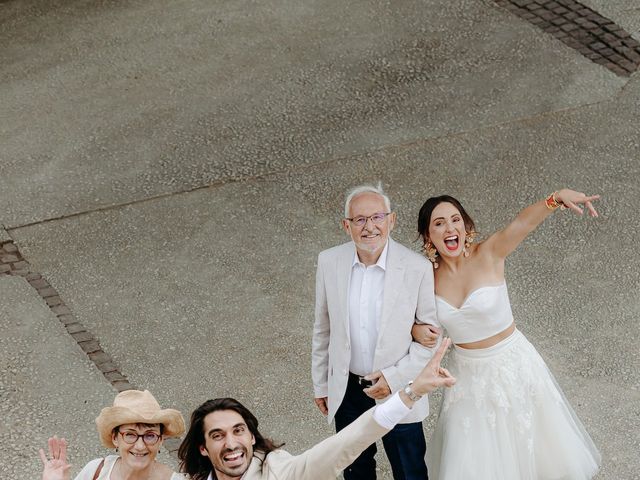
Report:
2,0,639,478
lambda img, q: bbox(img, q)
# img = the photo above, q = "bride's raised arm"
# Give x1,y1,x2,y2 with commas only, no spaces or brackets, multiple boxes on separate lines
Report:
482,189,600,260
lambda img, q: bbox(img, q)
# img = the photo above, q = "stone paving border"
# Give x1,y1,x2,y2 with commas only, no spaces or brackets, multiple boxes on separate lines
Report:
496,0,640,76
0,237,133,391
0,233,182,453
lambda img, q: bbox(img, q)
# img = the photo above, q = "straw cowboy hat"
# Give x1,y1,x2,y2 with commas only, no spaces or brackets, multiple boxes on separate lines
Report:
95,390,185,448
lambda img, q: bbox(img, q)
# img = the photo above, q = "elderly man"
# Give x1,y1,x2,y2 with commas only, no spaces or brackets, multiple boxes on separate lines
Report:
312,184,440,479
178,340,455,480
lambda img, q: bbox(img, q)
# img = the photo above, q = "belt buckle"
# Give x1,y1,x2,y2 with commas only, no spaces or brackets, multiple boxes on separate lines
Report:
358,376,373,388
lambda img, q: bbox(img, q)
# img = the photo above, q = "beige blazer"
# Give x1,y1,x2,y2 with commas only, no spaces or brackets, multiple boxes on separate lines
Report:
312,238,439,423
223,409,388,480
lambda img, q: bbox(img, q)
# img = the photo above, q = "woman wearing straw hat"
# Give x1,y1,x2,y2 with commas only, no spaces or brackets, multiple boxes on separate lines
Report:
40,390,186,480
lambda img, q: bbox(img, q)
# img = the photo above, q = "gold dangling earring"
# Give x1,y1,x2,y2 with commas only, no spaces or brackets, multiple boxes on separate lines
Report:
463,230,476,258
424,241,439,269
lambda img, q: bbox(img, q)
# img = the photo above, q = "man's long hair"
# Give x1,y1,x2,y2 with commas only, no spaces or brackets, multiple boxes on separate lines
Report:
178,397,284,480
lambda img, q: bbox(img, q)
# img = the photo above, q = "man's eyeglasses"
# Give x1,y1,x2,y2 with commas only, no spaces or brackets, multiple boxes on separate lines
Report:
345,212,392,227
118,430,162,445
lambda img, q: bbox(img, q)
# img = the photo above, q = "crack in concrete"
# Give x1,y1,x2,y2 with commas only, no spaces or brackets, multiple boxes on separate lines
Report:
6,95,617,233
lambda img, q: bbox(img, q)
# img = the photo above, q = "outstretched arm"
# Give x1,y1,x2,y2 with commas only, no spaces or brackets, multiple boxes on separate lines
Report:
484,189,600,260
280,340,454,480
40,436,71,480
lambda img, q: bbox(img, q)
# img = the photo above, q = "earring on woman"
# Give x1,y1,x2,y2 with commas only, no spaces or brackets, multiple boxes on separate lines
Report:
424,241,439,269
463,230,477,258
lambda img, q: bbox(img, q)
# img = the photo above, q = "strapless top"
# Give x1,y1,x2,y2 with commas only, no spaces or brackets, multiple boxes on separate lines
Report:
436,282,514,344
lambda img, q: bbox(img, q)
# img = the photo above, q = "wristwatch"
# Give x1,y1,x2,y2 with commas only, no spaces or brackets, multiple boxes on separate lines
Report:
403,381,422,402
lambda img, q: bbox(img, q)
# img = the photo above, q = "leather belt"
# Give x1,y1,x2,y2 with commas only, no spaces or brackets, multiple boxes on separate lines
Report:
349,371,373,388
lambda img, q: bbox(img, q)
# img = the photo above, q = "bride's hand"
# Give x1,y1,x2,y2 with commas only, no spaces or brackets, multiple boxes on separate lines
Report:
555,189,600,217
411,323,441,348
40,436,71,480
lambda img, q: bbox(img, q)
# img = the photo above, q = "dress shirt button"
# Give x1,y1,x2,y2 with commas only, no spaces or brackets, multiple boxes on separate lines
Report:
342,368,348,375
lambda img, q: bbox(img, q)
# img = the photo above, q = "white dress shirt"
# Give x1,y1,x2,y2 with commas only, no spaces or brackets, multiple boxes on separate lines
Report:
348,241,388,376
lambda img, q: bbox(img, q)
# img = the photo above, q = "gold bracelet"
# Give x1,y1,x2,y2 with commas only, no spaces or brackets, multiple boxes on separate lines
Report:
554,191,567,210
545,192,564,210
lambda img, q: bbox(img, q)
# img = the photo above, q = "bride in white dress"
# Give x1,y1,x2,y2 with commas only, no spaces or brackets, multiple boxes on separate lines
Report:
412,189,601,480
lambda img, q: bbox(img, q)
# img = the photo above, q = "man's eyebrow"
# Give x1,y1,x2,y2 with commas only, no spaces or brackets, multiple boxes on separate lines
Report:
206,423,246,437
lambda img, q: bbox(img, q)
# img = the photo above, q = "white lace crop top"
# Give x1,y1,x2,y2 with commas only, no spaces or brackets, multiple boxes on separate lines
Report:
436,282,514,344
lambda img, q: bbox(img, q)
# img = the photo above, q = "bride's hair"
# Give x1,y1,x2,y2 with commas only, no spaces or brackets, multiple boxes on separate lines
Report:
417,195,476,245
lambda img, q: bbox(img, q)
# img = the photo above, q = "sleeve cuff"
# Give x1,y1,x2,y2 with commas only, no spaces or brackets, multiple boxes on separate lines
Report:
372,392,411,430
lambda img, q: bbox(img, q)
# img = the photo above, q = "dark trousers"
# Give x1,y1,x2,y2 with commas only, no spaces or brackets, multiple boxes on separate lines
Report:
335,373,429,480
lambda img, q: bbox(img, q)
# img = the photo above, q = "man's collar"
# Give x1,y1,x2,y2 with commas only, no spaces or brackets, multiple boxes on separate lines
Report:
352,240,389,270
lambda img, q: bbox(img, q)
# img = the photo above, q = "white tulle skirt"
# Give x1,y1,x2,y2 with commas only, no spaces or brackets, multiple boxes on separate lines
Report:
427,329,601,480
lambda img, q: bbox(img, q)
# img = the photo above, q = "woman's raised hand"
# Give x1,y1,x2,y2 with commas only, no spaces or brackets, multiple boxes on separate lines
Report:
40,436,71,480
555,189,600,217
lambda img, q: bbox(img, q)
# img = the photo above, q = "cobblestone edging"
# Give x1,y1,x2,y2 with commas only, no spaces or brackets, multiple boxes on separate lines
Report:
496,0,640,77
0,236,183,453
0,238,133,392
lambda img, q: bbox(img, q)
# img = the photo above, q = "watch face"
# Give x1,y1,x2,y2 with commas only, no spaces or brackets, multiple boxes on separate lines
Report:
405,385,421,401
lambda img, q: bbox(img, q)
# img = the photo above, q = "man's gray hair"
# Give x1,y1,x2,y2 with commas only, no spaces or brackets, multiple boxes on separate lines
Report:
344,183,392,218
